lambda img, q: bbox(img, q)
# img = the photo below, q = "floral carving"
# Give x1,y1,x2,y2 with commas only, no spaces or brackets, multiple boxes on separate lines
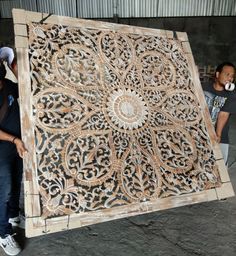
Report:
28,22,221,218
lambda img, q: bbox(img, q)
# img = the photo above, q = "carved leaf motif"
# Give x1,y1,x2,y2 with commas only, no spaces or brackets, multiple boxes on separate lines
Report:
54,44,101,87
155,128,196,172
65,134,113,185
140,52,176,87
35,89,89,131
100,32,133,72
26,23,221,218
162,91,201,124
120,143,161,201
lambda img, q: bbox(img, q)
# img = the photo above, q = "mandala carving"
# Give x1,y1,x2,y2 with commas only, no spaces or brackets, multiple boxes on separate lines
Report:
28,23,221,218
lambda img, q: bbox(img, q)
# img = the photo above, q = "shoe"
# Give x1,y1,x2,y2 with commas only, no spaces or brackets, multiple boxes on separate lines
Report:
0,234,21,256
9,215,25,229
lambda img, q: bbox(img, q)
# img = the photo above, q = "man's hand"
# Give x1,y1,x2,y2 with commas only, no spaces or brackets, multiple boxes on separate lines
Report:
14,138,27,158
216,134,221,143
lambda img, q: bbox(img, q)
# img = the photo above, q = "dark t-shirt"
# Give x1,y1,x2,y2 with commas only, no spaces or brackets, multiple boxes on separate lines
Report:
0,78,21,159
202,80,235,143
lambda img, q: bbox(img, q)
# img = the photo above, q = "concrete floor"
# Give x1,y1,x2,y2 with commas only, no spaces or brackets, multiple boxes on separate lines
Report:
1,116,236,256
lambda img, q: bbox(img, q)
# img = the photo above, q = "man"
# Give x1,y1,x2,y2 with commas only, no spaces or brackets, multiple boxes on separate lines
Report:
0,59,26,255
202,62,236,165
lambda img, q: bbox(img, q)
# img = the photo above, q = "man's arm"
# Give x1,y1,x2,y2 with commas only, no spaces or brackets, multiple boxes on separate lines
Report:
0,129,27,158
215,111,230,143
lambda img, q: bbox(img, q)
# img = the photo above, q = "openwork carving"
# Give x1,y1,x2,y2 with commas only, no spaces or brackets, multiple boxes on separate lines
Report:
26,22,222,219
12,6,235,237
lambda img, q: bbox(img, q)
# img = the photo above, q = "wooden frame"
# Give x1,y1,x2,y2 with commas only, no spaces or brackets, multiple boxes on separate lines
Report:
13,9,234,237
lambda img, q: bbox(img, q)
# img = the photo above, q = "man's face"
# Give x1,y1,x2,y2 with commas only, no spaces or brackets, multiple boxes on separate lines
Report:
216,65,235,86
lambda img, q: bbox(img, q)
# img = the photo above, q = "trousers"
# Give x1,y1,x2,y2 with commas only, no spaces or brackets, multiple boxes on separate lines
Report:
220,143,229,166
0,152,23,236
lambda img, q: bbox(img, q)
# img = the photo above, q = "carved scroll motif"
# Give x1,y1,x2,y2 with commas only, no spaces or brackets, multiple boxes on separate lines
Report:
28,23,220,218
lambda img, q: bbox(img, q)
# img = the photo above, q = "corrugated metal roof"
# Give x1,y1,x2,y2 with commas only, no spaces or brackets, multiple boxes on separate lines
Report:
0,0,236,19
158,0,215,17
37,0,77,17
77,0,113,18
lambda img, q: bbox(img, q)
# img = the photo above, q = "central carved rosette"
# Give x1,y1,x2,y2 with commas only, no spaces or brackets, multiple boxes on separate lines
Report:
105,88,149,131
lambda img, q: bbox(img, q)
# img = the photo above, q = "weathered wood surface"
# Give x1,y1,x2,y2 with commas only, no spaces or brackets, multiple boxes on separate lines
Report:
12,8,234,237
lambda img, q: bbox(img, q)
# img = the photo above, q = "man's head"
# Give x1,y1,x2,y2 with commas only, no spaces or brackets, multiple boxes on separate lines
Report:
215,62,235,91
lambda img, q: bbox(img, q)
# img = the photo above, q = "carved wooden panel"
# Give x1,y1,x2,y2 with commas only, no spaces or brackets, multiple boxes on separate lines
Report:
13,9,234,237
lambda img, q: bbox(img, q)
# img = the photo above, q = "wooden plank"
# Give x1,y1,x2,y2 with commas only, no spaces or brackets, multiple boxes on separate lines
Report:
24,182,41,217
12,8,26,24
45,216,69,234
212,143,224,160
166,30,174,39
14,24,28,37
181,41,193,54
14,36,28,48
206,188,218,201
16,47,39,194
25,217,46,238
176,31,188,41
216,182,235,199
216,159,230,182
13,8,173,38
16,46,41,220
